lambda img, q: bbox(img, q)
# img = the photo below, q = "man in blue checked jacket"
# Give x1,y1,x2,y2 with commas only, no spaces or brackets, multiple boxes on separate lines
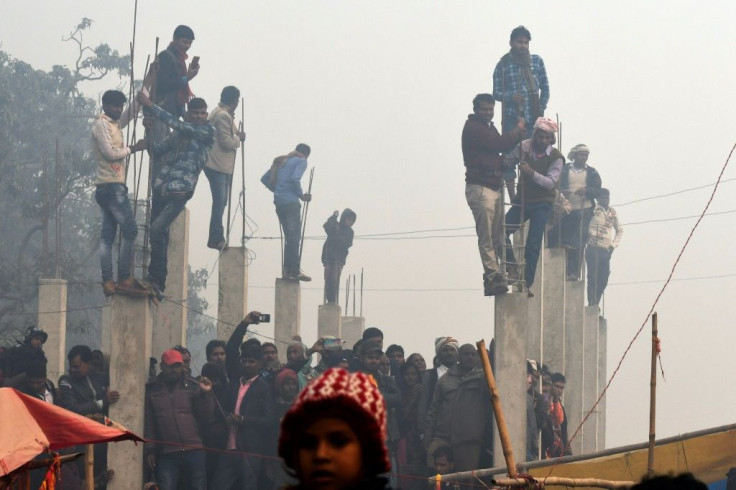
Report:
493,26,550,137
139,91,215,299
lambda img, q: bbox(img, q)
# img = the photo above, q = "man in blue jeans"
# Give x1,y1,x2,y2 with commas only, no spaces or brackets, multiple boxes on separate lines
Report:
261,144,312,281
139,91,215,299
504,117,563,295
204,86,245,250
91,89,150,297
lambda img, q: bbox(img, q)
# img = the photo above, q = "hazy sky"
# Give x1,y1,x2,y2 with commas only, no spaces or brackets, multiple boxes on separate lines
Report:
3,1,736,451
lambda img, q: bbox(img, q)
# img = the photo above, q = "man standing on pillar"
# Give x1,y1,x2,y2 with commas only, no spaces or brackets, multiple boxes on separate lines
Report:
144,349,214,490
462,93,526,296
557,144,602,280
322,208,356,303
261,144,312,281
138,91,215,300
586,188,623,306
493,26,550,137
504,117,563,295
204,86,246,250
91,89,150,297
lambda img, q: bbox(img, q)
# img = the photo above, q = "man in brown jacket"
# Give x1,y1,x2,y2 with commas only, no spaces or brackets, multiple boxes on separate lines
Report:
204,86,245,250
462,93,526,296
144,349,214,490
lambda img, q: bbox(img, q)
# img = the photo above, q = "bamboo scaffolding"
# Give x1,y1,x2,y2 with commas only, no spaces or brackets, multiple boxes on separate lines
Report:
492,476,635,489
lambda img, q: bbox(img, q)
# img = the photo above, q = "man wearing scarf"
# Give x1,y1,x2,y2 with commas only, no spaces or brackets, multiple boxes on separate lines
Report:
493,26,550,137
503,117,564,295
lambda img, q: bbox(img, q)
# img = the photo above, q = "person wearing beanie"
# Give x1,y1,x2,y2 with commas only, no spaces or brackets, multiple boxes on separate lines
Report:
321,208,357,304
18,358,56,404
279,368,395,490
503,117,564,295
493,25,550,137
212,311,275,490
144,349,213,489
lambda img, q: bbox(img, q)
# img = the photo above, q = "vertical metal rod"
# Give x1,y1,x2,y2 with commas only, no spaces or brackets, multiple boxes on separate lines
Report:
297,168,314,263
42,151,48,277
352,274,356,316
360,268,364,317
141,38,159,278
55,138,61,279
477,339,518,477
240,98,246,245
345,276,351,314
647,312,658,477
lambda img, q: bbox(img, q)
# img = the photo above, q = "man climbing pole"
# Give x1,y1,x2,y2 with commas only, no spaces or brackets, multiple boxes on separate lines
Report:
138,91,215,301
261,144,313,281
321,208,357,303
204,86,245,251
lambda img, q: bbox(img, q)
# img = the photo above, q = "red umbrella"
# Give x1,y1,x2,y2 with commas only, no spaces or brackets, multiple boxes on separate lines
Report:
0,388,143,477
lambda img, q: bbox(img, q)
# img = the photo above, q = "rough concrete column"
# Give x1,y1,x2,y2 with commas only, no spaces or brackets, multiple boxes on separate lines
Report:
493,292,528,466
107,295,152,489
582,306,600,454
341,316,365,350
526,251,543,364
218,247,249,340
275,278,301,363
318,304,342,338
37,278,67,385
152,209,189,358
597,316,607,450
542,249,566,374
100,303,112,358
563,281,584,456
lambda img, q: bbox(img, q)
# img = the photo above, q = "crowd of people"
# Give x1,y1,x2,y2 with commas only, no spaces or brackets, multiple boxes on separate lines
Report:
0,320,576,489
463,25,623,302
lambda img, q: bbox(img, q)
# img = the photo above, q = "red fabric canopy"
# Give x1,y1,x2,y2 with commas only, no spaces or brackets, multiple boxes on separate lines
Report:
0,388,143,476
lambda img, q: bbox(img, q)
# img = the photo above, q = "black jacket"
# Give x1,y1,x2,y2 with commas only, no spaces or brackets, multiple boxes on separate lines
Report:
58,371,109,416
223,375,276,453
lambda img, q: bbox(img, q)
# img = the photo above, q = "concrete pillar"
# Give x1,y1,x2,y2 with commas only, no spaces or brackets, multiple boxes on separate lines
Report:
318,304,342,338
541,249,566,373
217,247,249,340
107,295,152,489
526,251,543,364
582,306,599,454
341,316,365,350
275,278,301,363
37,278,67,385
152,209,189,358
100,303,112,357
563,281,585,455
597,316,607,450
493,292,528,466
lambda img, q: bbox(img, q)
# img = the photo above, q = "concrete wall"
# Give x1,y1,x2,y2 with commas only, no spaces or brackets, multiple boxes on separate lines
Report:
493,292,528,466
218,247,249,340
541,249,566,374
341,316,365,350
37,278,67,385
107,295,152,489
275,278,301,363
318,304,342,338
582,306,599,454
597,316,607,450
563,281,585,456
152,209,188,357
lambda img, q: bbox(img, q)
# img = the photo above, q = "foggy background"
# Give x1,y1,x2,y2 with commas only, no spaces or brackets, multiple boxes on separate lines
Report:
2,1,736,451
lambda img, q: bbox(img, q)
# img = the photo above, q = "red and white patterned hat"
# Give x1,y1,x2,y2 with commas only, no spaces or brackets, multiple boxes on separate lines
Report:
278,367,390,474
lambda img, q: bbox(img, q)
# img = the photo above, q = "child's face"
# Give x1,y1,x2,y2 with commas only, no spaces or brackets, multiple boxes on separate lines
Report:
297,417,364,489
342,217,356,228
434,455,453,475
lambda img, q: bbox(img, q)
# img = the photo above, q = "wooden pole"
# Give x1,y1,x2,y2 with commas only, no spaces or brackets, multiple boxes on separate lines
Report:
647,312,658,477
476,339,517,477
493,476,635,489
85,444,94,490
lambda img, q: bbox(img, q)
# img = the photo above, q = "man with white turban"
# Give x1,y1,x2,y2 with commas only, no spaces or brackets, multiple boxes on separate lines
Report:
503,117,564,295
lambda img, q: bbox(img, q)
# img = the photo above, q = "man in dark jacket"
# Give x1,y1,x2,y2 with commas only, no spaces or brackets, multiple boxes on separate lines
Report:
322,208,356,304
2,326,48,385
138,91,214,299
463,94,526,296
18,358,57,403
212,311,275,489
541,373,571,458
144,349,213,490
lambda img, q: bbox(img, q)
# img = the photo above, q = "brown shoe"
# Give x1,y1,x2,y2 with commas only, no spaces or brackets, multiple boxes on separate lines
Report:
116,278,152,298
102,280,116,297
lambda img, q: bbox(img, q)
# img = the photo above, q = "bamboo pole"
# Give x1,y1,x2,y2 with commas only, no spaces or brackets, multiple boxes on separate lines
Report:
85,444,94,490
493,476,635,489
647,312,658,477
476,339,517,477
